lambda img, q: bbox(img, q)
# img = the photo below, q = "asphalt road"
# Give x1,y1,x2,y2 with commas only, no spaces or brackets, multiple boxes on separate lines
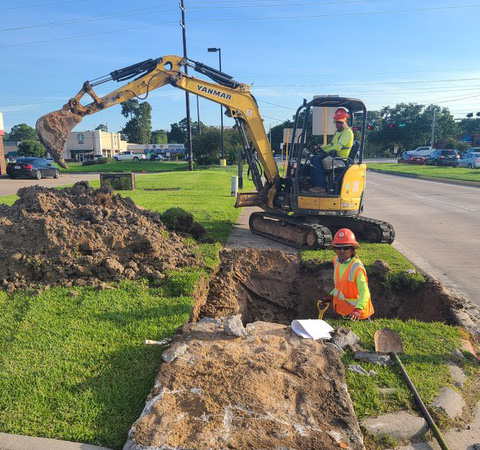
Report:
364,171,480,307
0,173,100,196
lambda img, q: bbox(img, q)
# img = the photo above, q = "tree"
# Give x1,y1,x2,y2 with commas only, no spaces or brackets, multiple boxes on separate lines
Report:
192,127,221,165
120,100,152,143
168,122,186,144
121,99,139,119
95,124,108,132
17,140,45,157
151,129,168,144
8,123,38,142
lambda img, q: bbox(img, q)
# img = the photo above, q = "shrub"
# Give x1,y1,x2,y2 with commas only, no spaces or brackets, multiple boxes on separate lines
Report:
82,160,99,166
161,208,194,233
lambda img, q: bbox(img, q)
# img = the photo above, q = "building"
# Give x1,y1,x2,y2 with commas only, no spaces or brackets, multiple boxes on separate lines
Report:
63,130,128,161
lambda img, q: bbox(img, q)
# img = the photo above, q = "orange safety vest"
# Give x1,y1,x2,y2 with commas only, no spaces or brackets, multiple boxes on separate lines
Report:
332,256,374,320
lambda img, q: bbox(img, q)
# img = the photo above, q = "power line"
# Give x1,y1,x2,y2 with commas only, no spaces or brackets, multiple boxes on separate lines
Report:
0,5,176,32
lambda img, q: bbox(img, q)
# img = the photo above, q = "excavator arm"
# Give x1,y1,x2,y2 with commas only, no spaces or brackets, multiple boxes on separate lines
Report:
36,55,278,204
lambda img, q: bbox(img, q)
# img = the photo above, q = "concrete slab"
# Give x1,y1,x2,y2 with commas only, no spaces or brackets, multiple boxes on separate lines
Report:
431,387,466,419
225,206,297,253
0,433,113,450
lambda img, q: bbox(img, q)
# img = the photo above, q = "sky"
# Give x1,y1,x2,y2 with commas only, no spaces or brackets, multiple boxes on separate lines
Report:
1,0,480,137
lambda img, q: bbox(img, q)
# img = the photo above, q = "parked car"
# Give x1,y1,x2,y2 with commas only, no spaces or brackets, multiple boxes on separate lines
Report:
424,149,458,167
397,151,425,164
6,157,60,179
149,153,165,161
113,151,146,161
457,150,480,169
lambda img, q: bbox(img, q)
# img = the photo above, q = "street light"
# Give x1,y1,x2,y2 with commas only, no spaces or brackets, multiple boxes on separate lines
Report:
207,47,224,161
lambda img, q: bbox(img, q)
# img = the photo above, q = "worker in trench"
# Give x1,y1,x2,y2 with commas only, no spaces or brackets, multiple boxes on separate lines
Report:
320,228,374,321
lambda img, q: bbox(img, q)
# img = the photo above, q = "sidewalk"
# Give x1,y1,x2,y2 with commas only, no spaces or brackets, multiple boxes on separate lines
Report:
0,433,113,450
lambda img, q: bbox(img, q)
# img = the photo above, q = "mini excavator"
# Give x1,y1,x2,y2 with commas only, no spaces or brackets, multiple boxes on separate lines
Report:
36,55,395,249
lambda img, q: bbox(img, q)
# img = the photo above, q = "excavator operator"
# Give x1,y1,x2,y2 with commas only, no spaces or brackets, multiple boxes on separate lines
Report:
309,108,354,192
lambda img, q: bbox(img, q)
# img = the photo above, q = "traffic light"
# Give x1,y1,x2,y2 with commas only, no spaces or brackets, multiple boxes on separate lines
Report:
366,125,373,131
388,124,394,128
476,112,480,117
399,123,406,128
467,113,474,118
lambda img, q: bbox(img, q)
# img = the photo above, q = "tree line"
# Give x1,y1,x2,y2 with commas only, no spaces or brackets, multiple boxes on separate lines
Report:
5,100,480,159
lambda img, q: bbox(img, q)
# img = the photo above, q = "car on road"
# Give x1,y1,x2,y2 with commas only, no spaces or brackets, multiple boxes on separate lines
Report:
398,151,426,164
112,151,146,161
424,149,458,167
6,157,60,179
148,153,165,161
457,149,480,169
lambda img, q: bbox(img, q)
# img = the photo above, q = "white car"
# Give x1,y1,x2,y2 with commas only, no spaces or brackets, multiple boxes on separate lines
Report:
113,151,146,161
457,150,480,169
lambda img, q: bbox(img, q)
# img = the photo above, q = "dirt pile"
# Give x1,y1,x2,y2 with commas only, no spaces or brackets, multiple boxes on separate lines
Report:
0,182,199,291
124,320,364,450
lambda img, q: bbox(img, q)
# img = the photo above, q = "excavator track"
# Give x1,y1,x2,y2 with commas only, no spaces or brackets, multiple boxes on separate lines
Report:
249,212,395,250
317,215,395,245
249,212,333,249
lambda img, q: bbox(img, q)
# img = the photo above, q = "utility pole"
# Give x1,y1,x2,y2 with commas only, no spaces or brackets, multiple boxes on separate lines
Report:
0,112,6,175
180,0,193,171
207,47,225,164
430,107,437,149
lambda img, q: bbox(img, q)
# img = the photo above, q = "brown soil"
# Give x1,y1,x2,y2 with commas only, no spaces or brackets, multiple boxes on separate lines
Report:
192,248,459,325
0,182,199,291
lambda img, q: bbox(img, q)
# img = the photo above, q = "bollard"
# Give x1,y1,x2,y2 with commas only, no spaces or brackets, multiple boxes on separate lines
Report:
220,158,227,167
231,176,238,197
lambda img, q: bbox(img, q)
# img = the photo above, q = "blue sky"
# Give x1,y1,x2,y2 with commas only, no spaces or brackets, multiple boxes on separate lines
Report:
1,0,479,136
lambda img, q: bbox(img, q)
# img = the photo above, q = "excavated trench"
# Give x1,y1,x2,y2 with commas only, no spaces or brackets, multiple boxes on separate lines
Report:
192,248,460,326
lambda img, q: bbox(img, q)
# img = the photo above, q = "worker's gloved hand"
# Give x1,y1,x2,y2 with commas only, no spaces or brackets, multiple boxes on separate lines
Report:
322,294,333,304
348,308,362,321
329,150,338,157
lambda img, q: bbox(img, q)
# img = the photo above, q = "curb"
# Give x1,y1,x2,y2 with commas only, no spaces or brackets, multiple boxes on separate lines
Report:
367,168,480,188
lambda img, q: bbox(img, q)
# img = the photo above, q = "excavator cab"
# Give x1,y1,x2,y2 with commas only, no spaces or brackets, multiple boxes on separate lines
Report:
287,96,366,197
248,96,394,249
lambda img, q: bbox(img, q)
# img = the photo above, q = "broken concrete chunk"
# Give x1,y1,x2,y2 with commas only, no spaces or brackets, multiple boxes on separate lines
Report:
331,327,360,350
348,364,370,376
431,387,466,419
355,351,392,366
224,314,247,337
448,363,467,387
161,343,188,363
361,411,429,443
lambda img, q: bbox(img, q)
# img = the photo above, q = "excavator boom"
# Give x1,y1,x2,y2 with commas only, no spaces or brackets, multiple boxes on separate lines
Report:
36,55,278,186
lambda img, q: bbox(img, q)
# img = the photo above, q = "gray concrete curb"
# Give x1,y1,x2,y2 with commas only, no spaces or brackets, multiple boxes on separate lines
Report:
367,168,480,188
0,433,113,450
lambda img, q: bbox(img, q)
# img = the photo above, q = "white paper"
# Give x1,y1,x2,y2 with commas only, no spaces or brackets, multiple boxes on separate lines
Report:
291,319,334,340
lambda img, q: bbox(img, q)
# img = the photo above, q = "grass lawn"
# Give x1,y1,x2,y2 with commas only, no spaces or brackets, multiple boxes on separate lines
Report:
60,160,189,173
367,162,480,183
0,167,477,448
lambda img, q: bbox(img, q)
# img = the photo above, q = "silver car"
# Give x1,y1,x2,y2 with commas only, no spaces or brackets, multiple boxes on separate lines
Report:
457,150,480,169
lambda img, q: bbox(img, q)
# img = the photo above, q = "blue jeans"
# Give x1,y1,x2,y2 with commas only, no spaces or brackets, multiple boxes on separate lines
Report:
310,155,326,187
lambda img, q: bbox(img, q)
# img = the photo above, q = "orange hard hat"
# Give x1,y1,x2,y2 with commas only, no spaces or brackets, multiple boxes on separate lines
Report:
331,228,360,248
333,108,350,122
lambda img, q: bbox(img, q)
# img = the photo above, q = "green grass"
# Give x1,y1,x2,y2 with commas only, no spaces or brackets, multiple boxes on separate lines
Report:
60,160,189,173
0,282,194,449
367,162,480,183
329,319,476,419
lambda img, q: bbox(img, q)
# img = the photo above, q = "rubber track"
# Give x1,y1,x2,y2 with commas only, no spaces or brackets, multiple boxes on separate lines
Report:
249,212,333,250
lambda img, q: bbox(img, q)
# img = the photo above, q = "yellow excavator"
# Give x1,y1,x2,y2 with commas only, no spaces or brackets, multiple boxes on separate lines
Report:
36,54,394,249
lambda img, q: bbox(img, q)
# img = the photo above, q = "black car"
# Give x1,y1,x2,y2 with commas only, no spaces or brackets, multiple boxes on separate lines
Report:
425,149,458,167
6,157,60,179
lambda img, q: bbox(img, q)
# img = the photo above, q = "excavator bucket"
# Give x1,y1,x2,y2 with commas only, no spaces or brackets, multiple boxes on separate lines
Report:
36,107,83,169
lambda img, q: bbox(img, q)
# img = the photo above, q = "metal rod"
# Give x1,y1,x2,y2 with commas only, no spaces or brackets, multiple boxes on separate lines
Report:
391,352,450,450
